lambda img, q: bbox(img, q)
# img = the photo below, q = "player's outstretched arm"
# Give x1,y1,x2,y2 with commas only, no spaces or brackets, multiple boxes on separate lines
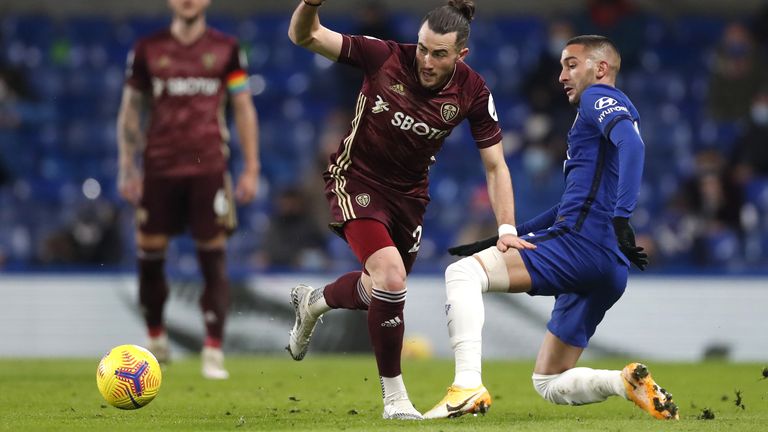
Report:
288,0,343,61
447,205,559,256
116,85,148,206
232,91,260,204
479,143,536,252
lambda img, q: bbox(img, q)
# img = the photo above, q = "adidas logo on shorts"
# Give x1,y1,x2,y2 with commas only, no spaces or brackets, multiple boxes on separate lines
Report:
380,317,402,327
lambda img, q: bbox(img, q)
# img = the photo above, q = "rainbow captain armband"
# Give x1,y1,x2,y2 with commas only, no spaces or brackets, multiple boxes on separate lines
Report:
226,70,249,94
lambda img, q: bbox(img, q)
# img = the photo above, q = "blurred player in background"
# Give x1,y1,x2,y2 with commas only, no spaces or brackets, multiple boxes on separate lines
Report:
285,0,534,420
424,35,679,420
116,0,260,380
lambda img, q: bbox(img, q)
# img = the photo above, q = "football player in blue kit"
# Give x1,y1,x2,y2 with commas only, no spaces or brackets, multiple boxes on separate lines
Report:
424,35,679,420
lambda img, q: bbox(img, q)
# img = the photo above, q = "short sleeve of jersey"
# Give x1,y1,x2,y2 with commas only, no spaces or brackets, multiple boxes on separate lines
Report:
466,85,502,148
125,40,151,92
579,85,634,138
338,34,395,76
224,42,249,94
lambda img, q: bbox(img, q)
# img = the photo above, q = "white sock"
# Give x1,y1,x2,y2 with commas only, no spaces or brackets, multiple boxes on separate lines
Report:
380,375,408,403
532,368,627,405
308,287,331,317
446,258,489,389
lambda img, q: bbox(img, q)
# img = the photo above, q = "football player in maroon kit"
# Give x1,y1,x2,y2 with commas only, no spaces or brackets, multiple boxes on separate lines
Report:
286,0,534,419
117,0,260,380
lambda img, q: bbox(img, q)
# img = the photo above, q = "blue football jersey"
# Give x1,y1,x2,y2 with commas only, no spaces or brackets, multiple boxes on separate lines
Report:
556,84,642,250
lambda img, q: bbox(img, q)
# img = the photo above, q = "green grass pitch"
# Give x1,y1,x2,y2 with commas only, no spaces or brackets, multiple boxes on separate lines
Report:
0,355,766,431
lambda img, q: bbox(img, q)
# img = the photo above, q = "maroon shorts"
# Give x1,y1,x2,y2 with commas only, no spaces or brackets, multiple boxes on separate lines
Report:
324,175,429,274
137,172,236,241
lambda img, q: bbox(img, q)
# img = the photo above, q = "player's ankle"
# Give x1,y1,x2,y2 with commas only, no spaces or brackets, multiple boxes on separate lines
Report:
203,336,222,348
453,371,483,389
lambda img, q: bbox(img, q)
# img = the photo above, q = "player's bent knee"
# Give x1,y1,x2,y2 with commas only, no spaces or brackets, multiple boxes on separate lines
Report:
474,247,510,292
444,259,467,282
195,234,227,250
379,271,406,292
137,232,169,250
370,264,406,292
532,373,569,405
445,257,488,294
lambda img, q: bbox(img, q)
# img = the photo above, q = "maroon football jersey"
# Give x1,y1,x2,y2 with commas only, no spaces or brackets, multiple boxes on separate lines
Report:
329,34,502,198
126,28,247,177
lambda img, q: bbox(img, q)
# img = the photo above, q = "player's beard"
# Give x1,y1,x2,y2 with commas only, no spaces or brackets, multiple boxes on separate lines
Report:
418,66,451,90
179,13,204,26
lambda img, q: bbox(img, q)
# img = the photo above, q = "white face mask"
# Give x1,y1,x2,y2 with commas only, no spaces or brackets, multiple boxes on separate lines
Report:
751,103,768,126
549,37,568,57
523,147,552,175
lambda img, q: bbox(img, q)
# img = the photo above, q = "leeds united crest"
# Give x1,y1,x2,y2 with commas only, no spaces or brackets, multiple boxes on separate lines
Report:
441,102,459,122
355,193,371,207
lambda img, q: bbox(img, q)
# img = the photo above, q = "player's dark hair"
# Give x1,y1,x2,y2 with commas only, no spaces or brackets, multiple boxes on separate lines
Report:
422,0,475,49
566,35,621,59
566,35,622,71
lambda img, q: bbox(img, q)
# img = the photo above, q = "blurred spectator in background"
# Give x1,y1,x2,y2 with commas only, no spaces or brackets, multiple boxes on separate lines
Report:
39,200,122,265
0,72,21,132
0,60,31,187
515,20,575,224
509,125,567,224
302,107,349,234
356,0,398,41
333,1,397,108
523,19,574,137
674,150,745,265
0,161,9,189
258,186,328,271
577,0,644,68
452,185,496,247
751,2,768,50
732,89,768,182
707,21,765,122
586,0,633,28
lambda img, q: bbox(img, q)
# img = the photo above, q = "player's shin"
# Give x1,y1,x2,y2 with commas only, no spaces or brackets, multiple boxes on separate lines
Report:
445,257,489,389
532,368,626,405
138,248,169,332
198,248,230,379
368,288,407,394
197,248,229,345
138,248,170,363
369,287,423,420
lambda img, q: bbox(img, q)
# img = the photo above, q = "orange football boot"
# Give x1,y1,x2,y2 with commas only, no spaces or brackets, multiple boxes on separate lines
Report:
621,362,679,420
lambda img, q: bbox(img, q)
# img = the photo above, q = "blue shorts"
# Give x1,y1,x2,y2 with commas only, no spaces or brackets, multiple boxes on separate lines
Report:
519,227,628,348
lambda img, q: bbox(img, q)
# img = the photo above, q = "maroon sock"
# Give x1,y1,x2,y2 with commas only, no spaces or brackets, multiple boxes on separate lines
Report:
322,271,369,310
367,288,406,377
138,249,168,330
197,248,229,342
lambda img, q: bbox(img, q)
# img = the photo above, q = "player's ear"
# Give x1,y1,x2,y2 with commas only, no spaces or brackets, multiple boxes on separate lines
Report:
457,46,469,62
596,60,609,79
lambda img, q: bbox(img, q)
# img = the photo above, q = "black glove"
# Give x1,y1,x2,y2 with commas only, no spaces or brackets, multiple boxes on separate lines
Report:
612,216,648,270
447,235,499,256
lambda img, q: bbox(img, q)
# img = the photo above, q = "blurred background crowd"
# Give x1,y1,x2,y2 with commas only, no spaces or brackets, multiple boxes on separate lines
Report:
2,0,768,275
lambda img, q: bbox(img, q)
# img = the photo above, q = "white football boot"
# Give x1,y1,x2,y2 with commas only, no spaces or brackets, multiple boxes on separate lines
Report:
147,333,170,364
286,284,321,361
201,346,230,380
